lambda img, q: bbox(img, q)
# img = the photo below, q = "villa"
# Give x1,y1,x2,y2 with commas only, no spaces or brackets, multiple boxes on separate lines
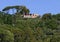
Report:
23,14,39,18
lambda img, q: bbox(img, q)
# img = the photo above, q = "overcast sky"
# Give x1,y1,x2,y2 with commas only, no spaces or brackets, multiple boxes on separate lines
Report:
0,0,60,15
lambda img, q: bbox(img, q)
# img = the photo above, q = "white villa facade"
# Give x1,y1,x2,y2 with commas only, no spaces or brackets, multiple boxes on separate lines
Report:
23,14,39,18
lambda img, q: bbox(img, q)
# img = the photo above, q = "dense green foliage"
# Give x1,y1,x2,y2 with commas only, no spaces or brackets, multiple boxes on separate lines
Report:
0,6,60,42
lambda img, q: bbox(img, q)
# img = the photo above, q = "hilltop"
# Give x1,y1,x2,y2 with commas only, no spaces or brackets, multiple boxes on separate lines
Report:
0,6,60,42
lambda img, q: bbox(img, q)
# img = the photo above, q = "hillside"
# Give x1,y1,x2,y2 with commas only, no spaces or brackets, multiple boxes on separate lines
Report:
0,6,60,42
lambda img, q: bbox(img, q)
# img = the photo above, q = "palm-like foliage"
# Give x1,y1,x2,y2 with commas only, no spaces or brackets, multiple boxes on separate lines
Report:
2,6,30,15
